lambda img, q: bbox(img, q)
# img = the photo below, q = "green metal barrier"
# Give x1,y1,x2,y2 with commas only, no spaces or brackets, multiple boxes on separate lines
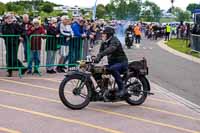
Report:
0,34,84,77
28,34,83,75
0,34,27,77
190,34,200,53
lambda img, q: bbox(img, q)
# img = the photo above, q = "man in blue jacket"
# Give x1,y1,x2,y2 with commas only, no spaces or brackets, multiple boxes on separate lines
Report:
71,18,86,64
71,18,86,37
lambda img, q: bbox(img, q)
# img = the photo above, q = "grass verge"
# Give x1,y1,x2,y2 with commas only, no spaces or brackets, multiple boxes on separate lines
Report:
166,39,200,58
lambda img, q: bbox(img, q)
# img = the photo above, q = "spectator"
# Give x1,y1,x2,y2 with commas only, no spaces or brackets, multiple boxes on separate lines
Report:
71,17,87,64
38,16,42,25
21,14,32,62
89,23,97,48
46,17,59,74
56,15,74,73
185,23,191,39
27,18,45,74
1,14,27,77
134,24,142,44
191,24,198,34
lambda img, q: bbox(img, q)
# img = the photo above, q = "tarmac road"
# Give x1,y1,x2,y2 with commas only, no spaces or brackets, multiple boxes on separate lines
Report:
123,37,200,107
0,37,200,132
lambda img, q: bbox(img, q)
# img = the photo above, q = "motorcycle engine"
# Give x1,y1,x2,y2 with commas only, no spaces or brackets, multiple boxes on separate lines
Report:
102,74,115,91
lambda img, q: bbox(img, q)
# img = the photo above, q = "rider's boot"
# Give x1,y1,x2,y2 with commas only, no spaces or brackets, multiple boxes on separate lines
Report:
116,88,127,98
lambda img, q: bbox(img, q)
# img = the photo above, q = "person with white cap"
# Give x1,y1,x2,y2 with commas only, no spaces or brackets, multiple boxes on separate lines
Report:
21,14,33,62
27,18,45,74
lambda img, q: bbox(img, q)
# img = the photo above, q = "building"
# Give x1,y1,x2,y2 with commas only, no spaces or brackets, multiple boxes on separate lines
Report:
54,5,92,17
162,10,176,18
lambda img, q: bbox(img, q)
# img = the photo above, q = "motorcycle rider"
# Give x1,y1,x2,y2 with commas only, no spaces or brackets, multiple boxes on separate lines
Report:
125,25,133,48
94,26,128,97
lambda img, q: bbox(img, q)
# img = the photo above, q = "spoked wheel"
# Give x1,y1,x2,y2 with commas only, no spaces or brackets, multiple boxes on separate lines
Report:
125,76,148,105
59,74,91,110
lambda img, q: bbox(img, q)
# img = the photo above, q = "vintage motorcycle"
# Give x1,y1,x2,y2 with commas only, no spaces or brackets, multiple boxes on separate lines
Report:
125,31,134,49
59,56,153,110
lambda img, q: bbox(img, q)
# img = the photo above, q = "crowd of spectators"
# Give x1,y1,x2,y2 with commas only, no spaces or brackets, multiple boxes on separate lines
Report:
143,22,192,41
0,13,106,77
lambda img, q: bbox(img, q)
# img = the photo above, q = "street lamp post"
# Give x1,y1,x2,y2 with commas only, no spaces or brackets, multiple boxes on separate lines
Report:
92,0,98,20
171,0,174,13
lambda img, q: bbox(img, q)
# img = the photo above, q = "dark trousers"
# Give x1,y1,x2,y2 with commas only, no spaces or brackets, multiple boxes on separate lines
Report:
23,36,29,61
108,61,128,91
135,35,141,44
5,43,24,72
68,38,82,66
28,50,40,71
165,32,170,41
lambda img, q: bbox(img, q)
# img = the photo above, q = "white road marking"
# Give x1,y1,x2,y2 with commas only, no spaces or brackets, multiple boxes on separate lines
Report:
151,82,200,113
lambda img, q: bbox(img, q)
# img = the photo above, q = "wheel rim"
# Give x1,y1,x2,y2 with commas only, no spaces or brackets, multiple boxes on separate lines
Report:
126,77,144,101
63,78,89,106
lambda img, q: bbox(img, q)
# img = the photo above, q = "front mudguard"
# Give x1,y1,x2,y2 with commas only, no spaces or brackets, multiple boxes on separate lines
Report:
65,70,95,91
65,71,91,79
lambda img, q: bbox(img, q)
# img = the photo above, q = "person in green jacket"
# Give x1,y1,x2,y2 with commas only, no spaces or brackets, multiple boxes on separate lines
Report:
165,24,171,41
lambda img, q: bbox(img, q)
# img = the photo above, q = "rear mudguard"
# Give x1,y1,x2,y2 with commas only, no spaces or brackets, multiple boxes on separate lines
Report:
142,76,151,92
129,72,151,92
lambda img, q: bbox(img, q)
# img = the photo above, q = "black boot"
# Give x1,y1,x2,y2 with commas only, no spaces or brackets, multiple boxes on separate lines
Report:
116,89,126,98
7,71,13,77
56,67,65,73
22,68,28,75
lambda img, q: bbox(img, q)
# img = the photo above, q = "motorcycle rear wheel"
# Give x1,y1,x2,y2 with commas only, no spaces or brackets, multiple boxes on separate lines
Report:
125,76,148,105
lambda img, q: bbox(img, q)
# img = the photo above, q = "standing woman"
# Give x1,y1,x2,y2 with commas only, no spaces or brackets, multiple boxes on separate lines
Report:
46,17,59,74
2,14,27,77
56,15,74,73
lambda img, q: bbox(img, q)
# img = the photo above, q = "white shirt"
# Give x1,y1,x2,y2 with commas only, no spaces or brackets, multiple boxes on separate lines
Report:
60,23,74,37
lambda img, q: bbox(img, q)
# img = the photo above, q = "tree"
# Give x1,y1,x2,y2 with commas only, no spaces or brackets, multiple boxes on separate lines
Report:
80,9,87,16
172,7,191,21
186,3,200,13
128,0,141,20
113,0,128,19
96,4,106,19
6,2,23,13
176,10,190,21
141,1,161,22
109,0,141,20
105,3,115,19
0,2,6,15
41,3,53,13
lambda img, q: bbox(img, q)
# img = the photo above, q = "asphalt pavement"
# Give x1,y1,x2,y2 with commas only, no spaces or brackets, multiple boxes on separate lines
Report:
123,37,200,107
0,37,200,133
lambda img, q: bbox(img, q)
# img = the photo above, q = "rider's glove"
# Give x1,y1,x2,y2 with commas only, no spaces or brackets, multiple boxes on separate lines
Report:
94,54,102,63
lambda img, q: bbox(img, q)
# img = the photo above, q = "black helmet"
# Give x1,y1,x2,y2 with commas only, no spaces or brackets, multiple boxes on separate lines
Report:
102,26,115,36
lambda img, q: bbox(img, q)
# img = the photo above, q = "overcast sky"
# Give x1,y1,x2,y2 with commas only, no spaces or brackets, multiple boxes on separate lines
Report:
1,0,200,10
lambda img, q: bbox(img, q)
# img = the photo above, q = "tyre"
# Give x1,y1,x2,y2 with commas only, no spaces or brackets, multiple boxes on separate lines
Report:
125,76,148,105
126,42,131,49
59,74,92,110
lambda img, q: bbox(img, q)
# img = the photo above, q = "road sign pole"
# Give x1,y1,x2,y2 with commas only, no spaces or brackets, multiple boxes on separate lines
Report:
92,0,98,20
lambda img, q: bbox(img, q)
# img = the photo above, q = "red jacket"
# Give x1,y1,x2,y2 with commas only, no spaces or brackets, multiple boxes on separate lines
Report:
28,26,45,50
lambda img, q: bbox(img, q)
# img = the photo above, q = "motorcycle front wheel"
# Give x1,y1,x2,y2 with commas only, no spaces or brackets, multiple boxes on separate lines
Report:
59,74,92,110
125,76,148,105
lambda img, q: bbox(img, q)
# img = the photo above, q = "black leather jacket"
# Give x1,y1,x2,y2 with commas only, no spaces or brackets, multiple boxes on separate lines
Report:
98,36,128,65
